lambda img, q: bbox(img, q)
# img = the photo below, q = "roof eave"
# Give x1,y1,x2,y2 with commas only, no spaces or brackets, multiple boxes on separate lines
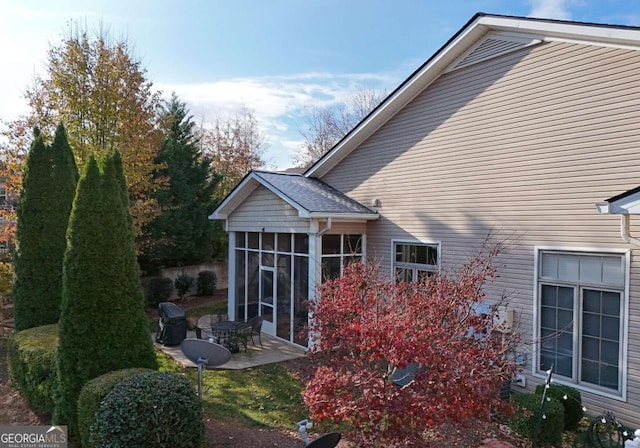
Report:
208,172,259,220
307,212,379,220
596,191,640,215
208,171,312,220
306,14,640,179
595,203,611,214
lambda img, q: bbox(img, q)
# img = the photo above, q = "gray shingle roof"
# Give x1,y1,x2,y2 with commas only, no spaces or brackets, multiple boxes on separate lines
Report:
253,171,374,216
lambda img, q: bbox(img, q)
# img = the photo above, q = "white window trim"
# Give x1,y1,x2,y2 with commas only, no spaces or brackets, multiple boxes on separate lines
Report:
390,239,441,281
320,233,365,279
532,245,630,401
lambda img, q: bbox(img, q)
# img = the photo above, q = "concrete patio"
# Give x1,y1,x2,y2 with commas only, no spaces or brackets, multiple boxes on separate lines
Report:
154,330,307,370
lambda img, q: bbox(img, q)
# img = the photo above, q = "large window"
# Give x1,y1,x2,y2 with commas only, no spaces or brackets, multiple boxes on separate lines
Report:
537,250,626,395
321,234,363,282
393,241,439,282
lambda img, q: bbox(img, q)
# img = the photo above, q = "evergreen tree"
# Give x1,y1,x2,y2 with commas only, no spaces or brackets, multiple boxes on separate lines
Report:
13,125,77,330
47,123,79,314
55,152,156,437
141,94,217,271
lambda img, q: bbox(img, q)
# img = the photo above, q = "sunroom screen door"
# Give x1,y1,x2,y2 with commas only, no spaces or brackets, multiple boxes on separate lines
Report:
259,267,275,335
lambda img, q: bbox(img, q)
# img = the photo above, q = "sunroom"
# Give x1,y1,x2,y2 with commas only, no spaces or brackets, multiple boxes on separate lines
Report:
209,170,379,347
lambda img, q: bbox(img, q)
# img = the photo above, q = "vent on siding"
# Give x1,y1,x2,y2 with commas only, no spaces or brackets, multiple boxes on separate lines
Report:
446,33,542,72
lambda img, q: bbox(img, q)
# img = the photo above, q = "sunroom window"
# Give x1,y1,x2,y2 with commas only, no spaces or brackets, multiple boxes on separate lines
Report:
537,250,626,395
321,234,363,282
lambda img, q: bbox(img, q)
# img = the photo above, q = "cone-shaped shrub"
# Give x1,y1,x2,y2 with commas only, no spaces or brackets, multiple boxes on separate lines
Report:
55,152,157,437
14,125,78,330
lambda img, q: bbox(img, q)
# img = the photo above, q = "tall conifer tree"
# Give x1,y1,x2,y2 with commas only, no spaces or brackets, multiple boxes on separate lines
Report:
13,125,77,330
55,152,156,437
140,95,217,270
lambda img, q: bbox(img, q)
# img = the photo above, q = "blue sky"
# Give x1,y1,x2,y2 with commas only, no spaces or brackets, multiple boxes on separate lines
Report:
1,0,639,169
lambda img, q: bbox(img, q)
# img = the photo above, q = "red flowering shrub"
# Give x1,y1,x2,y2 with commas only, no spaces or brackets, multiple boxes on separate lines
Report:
303,247,518,446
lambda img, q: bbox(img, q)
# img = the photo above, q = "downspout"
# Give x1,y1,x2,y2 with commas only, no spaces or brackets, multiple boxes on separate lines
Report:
317,217,332,236
620,214,640,247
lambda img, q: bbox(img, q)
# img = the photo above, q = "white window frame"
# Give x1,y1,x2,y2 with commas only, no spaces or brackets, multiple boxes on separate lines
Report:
320,233,364,281
532,246,630,401
391,239,441,282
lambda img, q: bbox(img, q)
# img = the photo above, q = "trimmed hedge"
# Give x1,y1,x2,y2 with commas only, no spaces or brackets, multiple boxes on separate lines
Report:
89,371,204,448
509,392,565,445
7,324,59,414
77,368,154,448
535,383,584,430
196,270,217,296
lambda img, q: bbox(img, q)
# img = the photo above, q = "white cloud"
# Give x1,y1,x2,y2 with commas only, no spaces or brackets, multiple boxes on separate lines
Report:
527,0,575,20
157,71,398,169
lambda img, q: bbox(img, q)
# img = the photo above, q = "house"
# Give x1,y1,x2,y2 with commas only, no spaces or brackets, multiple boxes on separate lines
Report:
211,13,640,426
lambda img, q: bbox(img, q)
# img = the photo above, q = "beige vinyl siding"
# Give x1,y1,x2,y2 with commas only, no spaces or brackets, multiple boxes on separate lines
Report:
325,221,367,235
320,40,640,426
227,185,309,233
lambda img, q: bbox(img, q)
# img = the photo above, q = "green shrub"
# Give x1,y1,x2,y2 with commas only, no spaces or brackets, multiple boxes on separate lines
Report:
143,277,174,308
7,324,59,414
196,270,217,296
535,383,584,430
174,274,194,299
77,368,154,448
509,392,564,445
89,371,204,448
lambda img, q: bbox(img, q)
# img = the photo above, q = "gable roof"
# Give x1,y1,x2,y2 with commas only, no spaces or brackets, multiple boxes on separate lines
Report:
209,170,378,220
596,186,640,215
305,13,640,178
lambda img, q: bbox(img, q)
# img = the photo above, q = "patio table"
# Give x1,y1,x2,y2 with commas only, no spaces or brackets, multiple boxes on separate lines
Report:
211,321,248,353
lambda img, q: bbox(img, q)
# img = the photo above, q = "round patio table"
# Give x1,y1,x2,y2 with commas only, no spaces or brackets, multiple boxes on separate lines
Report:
210,321,241,353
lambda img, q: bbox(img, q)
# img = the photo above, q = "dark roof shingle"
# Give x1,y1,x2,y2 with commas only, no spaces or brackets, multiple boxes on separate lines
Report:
254,171,374,215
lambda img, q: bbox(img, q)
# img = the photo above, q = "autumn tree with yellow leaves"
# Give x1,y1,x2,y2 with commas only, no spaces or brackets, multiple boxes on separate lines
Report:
0,23,163,245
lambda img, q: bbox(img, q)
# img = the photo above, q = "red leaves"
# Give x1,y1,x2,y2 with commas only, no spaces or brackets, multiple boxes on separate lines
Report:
303,253,518,446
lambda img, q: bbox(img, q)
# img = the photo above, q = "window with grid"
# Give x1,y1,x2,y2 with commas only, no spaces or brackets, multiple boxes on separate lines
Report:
537,250,626,394
393,242,438,282
321,234,362,282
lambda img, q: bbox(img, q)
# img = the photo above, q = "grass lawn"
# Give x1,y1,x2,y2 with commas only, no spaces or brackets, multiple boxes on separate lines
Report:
155,341,308,431
151,296,309,432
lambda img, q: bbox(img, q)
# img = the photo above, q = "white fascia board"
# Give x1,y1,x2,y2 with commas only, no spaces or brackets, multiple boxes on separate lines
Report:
612,199,640,215
479,15,640,48
596,194,640,215
307,212,379,220
208,211,227,220
595,203,610,214
208,175,258,220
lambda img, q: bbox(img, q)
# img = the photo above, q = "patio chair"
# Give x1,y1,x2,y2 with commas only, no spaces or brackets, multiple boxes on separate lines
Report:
247,315,263,347
195,315,217,341
236,324,253,353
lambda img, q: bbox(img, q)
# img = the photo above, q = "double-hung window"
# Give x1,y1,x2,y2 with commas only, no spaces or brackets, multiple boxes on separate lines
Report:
536,249,627,396
393,241,439,282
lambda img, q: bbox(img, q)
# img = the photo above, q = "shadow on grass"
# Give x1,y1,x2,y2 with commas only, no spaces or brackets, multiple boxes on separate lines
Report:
155,349,308,430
